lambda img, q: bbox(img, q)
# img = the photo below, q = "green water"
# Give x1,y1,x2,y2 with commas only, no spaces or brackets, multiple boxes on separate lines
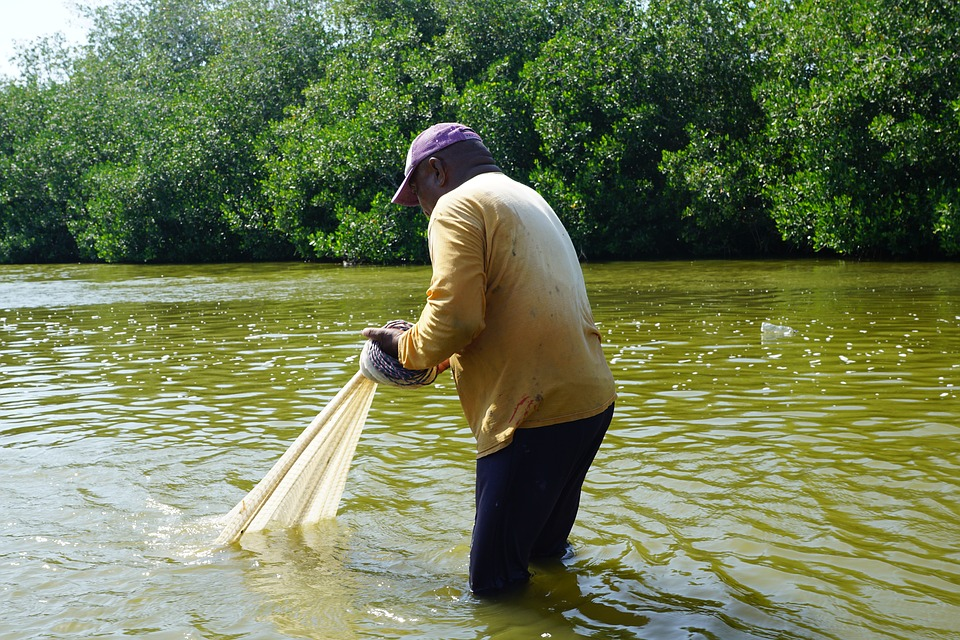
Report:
0,260,957,639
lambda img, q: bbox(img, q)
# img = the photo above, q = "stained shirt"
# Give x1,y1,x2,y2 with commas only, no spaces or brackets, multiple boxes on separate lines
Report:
398,172,616,457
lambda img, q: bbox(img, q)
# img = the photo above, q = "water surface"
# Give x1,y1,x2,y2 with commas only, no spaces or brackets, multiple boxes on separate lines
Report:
1,260,957,639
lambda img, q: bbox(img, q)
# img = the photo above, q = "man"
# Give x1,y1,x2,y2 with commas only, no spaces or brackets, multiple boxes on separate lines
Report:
362,122,616,595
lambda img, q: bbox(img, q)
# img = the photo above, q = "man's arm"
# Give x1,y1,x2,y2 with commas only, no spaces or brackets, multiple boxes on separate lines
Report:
399,202,486,370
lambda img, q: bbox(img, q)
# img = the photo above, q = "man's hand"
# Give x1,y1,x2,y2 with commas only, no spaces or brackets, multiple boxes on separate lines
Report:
362,326,451,375
361,326,403,360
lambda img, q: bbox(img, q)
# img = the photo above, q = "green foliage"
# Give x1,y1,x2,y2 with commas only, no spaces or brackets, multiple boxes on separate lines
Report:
0,76,81,262
523,0,767,259
661,129,783,256
0,0,958,263
258,0,559,262
258,18,431,259
754,0,960,257
932,189,960,255
311,193,428,264
521,0,660,258
2,0,326,263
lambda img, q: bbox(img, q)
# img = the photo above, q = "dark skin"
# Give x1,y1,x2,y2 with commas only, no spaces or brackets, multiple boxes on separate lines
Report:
361,139,500,367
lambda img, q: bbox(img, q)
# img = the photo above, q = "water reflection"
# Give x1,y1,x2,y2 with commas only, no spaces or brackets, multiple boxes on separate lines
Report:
0,261,957,639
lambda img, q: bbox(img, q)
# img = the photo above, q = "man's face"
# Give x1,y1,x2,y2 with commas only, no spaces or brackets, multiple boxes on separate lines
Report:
410,156,445,216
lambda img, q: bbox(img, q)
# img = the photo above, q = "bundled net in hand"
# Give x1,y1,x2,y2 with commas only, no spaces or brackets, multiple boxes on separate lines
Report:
359,319,439,387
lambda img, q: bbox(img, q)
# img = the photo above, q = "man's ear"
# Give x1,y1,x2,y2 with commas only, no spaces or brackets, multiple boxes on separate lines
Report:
427,156,447,187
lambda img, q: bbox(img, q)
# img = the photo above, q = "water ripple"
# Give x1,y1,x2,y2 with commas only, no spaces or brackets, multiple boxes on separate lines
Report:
1,261,958,639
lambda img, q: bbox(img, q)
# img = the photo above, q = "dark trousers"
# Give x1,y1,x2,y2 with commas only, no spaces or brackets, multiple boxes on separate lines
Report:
469,402,614,595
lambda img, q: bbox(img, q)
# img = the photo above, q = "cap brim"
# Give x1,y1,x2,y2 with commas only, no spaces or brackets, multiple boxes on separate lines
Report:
391,173,420,207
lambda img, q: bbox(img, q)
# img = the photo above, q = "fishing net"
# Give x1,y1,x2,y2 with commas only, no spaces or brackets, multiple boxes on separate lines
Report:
217,320,437,545
216,371,377,545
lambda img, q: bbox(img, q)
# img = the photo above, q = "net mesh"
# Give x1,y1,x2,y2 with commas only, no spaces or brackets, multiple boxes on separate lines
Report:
216,371,377,545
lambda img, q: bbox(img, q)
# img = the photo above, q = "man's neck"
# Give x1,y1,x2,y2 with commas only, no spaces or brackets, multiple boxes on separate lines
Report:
449,164,502,191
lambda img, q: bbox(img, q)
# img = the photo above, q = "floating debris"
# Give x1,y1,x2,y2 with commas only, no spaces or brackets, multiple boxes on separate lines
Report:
761,321,797,338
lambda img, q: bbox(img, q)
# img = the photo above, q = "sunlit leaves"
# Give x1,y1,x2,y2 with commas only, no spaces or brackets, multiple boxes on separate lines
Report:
754,0,960,257
1,0,958,263
5,0,329,262
259,0,560,263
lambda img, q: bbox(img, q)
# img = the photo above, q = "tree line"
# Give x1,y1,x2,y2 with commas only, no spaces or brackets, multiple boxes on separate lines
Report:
1,0,957,264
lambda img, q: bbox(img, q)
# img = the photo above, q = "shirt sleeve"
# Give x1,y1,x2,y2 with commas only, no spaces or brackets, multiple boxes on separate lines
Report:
398,197,487,370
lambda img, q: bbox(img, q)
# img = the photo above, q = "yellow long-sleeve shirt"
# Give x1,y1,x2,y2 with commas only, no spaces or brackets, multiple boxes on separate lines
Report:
398,172,616,457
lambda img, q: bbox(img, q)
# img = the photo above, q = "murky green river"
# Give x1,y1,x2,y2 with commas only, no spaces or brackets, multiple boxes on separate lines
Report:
0,260,957,639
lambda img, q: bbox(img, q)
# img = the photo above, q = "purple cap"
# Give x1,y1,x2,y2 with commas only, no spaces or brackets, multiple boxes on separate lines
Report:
391,123,483,206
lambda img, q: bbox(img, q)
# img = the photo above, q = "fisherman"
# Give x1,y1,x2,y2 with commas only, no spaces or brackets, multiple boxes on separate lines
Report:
362,123,616,595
